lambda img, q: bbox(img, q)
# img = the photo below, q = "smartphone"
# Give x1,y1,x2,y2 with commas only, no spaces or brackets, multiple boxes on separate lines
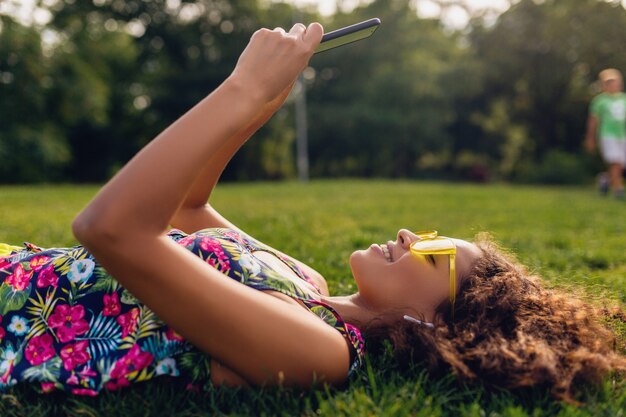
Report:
314,18,381,54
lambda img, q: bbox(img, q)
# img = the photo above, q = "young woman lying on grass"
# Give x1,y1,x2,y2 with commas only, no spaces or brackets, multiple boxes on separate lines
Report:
0,22,624,404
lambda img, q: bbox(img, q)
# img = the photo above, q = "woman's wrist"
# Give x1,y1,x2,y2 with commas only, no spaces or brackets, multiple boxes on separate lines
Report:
223,73,271,108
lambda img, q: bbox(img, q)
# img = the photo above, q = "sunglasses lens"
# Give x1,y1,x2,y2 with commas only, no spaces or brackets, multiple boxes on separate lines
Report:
411,238,455,253
409,231,457,311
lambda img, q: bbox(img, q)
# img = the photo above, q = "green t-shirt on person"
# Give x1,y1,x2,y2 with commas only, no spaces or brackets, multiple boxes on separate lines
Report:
590,92,626,140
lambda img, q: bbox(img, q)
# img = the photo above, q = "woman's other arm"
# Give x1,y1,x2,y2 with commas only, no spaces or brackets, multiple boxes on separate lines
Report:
168,57,326,292
72,23,349,386
168,85,293,233
168,86,329,293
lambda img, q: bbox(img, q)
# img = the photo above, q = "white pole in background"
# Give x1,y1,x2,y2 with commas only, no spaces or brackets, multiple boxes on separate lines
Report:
295,76,309,182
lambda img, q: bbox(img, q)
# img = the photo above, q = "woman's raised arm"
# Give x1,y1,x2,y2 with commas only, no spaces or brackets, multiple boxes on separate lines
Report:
71,23,350,387
74,24,318,239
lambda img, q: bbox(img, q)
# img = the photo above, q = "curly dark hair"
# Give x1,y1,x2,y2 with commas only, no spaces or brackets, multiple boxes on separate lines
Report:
361,235,626,403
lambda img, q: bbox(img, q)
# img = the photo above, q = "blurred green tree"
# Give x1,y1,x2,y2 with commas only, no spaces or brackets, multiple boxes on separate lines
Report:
1,0,305,183
4,0,626,183
0,17,71,182
307,0,480,178
46,0,264,181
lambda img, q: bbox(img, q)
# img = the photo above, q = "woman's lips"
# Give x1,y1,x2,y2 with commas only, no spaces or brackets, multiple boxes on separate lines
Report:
369,243,393,262
370,244,384,257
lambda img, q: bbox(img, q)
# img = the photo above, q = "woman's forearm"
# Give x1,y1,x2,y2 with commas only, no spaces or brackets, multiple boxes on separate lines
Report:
74,77,264,240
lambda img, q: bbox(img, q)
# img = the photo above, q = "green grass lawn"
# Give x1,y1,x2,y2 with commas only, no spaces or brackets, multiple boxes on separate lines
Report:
0,180,624,416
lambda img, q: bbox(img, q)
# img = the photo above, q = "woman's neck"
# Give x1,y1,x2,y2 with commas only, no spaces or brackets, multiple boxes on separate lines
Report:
320,293,436,327
320,293,379,327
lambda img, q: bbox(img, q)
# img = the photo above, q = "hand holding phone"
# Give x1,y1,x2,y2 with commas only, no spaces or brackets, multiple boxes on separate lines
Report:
314,18,381,54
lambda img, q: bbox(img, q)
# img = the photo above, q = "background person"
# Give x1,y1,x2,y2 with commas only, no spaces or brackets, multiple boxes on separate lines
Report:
585,68,626,199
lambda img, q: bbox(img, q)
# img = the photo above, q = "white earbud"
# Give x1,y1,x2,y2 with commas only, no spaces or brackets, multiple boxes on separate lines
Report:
403,315,435,328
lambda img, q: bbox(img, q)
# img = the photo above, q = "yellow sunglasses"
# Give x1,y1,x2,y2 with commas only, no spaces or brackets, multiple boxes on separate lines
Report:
409,231,457,309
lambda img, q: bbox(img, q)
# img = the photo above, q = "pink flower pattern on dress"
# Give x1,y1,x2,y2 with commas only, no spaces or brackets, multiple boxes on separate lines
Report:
104,376,130,391
177,235,196,247
78,366,97,383
105,344,153,391
102,292,121,316
48,304,90,343
36,265,58,288
165,328,184,342
0,256,12,270
60,340,91,371
67,373,79,385
40,382,56,393
221,230,247,245
199,237,231,273
4,264,33,291
25,333,56,366
71,388,98,396
116,308,140,338
29,256,50,271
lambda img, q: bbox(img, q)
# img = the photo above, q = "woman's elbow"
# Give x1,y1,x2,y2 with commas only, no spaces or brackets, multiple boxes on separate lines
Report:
71,209,121,249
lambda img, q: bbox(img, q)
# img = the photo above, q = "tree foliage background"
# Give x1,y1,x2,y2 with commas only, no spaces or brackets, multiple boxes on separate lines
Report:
2,0,626,184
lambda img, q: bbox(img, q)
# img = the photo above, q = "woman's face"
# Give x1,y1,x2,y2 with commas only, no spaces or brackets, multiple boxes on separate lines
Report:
349,229,481,320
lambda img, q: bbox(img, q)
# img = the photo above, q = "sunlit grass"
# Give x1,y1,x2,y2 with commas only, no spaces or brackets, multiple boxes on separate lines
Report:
0,180,624,416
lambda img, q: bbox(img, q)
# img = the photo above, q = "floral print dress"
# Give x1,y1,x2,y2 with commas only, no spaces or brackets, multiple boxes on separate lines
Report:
0,228,364,395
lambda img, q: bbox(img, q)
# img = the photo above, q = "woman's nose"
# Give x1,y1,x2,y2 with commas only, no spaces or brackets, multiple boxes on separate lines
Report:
396,229,417,249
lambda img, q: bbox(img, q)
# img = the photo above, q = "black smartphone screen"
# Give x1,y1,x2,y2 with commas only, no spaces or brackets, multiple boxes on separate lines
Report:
314,18,381,54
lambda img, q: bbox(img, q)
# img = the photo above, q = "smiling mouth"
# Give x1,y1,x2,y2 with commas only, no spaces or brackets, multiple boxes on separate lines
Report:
381,244,393,262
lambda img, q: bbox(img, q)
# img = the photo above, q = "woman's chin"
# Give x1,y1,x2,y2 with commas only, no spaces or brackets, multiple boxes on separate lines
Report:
348,254,365,288
348,249,364,268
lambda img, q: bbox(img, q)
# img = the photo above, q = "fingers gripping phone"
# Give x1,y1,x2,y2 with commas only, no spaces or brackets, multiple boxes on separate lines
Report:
314,18,381,54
